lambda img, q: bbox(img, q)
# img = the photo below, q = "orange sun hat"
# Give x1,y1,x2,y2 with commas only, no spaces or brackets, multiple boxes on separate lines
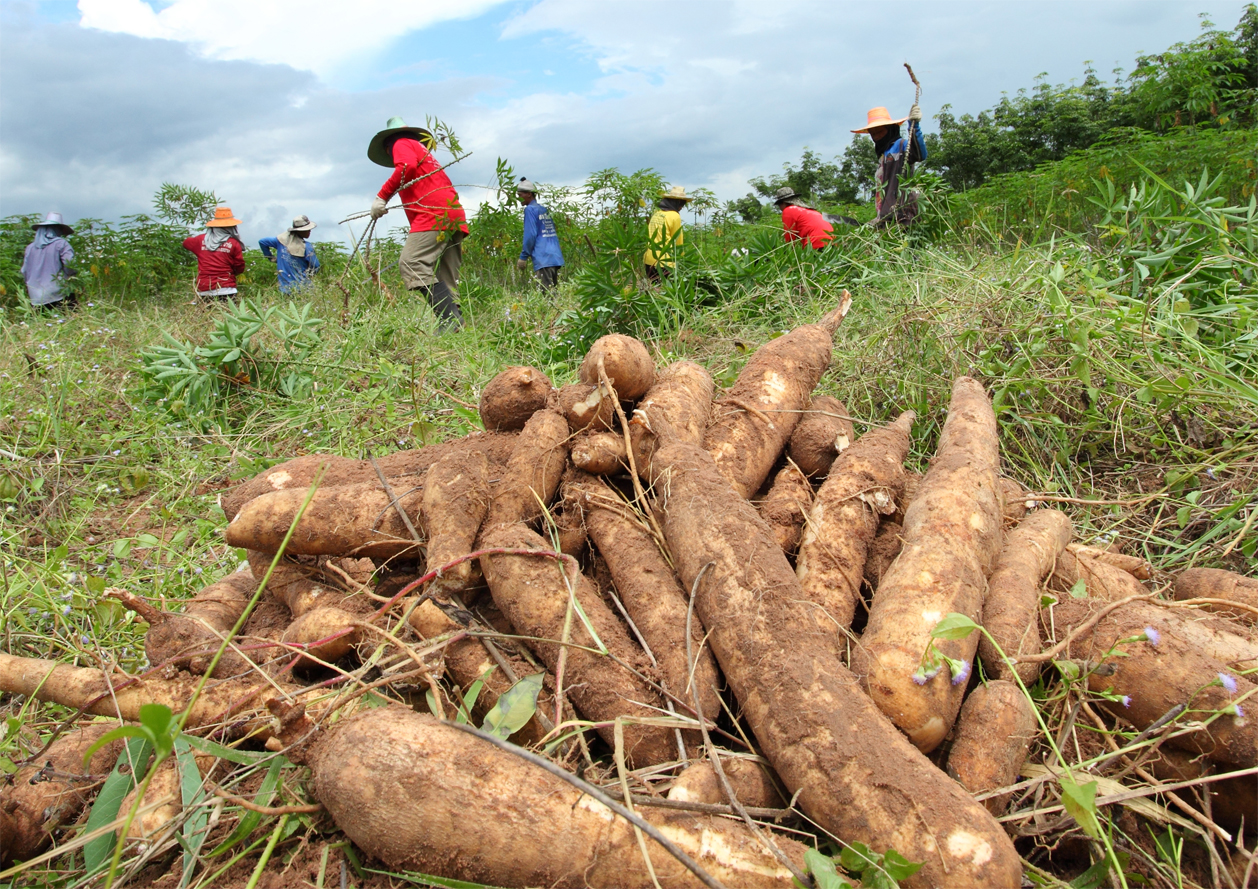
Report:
851,106,908,133
205,207,242,227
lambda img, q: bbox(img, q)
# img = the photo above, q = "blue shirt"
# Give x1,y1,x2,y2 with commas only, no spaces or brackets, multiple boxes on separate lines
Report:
519,202,564,269
258,237,320,293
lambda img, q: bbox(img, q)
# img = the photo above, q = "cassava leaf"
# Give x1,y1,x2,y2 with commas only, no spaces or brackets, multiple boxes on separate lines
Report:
481,673,544,740
930,613,980,641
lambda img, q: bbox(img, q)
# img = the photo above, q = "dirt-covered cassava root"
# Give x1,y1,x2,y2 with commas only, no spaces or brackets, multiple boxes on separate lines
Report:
478,524,676,768
945,681,1037,815
479,365,553,431
854,377,1003,753
647,439,1022,889
794,412,914,630
1174,567,1258,625
978,509,1073,684
578,333,656,400
787,395,855,478
703,293,851,499
139,568,256,676
756,461,813,556
421,449,490,595
485,408,569,528
629,359,714,475
0,723,124,866
564,471,722,721
308,707,803,888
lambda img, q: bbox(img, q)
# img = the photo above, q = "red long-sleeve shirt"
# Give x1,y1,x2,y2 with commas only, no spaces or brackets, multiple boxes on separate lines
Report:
182,234,245,292
781,205,834,249
377,138,468,235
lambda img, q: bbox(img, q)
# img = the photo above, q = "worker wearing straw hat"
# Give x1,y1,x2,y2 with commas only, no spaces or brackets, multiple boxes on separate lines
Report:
259,215,321,294
852,103,927,227
22,212,77,309
643,186,692,283
772,186,836,249
367,116,469,330
515,177,564,292
182,207,245,300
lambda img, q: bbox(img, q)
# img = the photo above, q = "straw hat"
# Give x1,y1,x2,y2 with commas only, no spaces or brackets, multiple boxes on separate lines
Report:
659,186,695,203
517,177,537,193
31,211,73,235
288,215,317,233
206,207,242,228
851,106,908,133
773,186,804,205
368,116,436,167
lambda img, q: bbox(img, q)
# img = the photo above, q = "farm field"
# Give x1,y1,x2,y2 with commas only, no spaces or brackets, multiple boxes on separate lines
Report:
2,101,1257,889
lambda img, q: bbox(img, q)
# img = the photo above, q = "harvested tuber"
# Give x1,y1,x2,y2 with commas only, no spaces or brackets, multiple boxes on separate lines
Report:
795,412,914,630
570,431,628,475
281,605,362,670
978,509,1073,684
485,409,570,528
702,294,851,499
557,381,616,433
564,471,722,721
667,757,785,810
756,460,813,556
628,359,714,474
578,333,656,401
1175,567,1258,625
787,395,854,478
479,366,552,431
945,681,1038,815
863,520,904,592
647,439,1023,888
307,706,803,888
421,449,490,596
0,723,124,866
140,568,256,676
854,378,1003,753
478,523,675,768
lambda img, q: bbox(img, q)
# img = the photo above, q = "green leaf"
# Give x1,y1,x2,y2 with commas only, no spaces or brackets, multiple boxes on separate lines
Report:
1070,857,1111,889
930,613,980,641
83,737,152,874
135,533,161,548
1176,505,1193,528
112,538,132,559
181,734,268,765
175,736,211,887
804,848,852,889
838,842,878,874
881,849,923,882
481,673,544,740
208,757,283,857
1061,778,1102,839
139,703,178,759
1068,579,1088,599
83,725,149,767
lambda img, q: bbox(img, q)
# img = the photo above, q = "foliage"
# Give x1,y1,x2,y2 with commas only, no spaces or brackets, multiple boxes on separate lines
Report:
153,182,221,231
139,297,324,428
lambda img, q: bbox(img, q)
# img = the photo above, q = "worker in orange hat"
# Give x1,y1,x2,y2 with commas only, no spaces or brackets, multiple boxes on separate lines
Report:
182,207,245,300
852,103,927,227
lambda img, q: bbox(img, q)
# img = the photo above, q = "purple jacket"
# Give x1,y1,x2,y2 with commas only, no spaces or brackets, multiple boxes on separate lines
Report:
22,237,75,306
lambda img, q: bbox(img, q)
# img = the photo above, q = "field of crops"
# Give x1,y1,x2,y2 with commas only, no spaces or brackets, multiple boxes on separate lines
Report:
1,121,1256,889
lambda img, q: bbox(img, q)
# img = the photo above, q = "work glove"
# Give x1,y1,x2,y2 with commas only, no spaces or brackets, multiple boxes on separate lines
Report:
516,259,528,271
908,103,922,121
370,197,388,219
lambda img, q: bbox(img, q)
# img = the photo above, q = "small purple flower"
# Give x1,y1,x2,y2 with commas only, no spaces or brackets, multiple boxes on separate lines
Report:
1219,673,1238,694
1231,704,1245,719
80,635,90,646
1119,695,1131,708
912,661,942,685
1143,627,1160,647
950,659,972,686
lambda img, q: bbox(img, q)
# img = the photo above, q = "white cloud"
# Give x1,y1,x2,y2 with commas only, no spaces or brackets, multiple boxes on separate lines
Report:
77,0,509,76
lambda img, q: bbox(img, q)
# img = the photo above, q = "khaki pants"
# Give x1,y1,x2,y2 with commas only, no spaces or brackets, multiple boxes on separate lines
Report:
398,229,464,291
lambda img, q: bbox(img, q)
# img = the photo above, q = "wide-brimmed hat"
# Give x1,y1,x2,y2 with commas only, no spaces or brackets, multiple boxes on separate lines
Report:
288,215,316,232
851,106,908,133
31,211,73,234
517,177,537,193
206,207,242,228
368,116,436,167
773,186,802,205
659,186,695,203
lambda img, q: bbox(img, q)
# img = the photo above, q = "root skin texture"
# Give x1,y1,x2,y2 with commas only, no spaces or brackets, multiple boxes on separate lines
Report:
478,524,675,768
945,681,1037,815
485,409,570,528
787,395,855,478
853,378,1003,753
144,567,256,676
795,412,914,631
667,758,785,809
1175,567,1258,625
578,334,656,401
978,509,1073,684
479,366,553,432
648,439,1022,889
421,449,490,595
309,707,801,888
571,431,629,475
756,461,814,556
630,360,714,476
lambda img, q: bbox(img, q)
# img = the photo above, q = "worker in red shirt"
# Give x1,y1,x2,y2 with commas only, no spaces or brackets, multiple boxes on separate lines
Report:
182,207,246,300
368,117,469,330
772,187,835,249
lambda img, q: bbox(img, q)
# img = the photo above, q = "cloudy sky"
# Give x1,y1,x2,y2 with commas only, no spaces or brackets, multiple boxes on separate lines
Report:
0,0,1249,244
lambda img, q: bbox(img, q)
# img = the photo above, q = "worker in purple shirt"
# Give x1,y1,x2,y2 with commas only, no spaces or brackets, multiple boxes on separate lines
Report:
22,212,77,309
514,178,564,291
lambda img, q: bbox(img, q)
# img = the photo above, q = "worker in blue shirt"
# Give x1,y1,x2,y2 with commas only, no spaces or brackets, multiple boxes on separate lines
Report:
514,178,564,291
259,215,321,293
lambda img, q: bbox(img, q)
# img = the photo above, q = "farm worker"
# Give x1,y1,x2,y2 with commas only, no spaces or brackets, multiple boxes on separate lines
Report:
259,215,321,294
182,207,245,300
772,187,834,249
643,186,693,283
852,104,928,227
21,212,77,309
368,116,468,330
514,177,564,291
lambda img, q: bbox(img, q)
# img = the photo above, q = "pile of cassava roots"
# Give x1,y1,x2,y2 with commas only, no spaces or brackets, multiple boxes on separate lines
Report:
3,292,1256,888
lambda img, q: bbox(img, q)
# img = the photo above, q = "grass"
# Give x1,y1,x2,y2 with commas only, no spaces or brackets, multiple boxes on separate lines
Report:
1,155,1255,888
